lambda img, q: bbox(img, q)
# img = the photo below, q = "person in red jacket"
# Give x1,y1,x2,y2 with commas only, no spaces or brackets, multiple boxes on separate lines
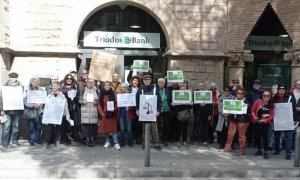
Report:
251,89,275,159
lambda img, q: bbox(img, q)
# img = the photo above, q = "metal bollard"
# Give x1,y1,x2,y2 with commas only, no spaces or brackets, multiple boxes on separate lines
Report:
294,127,300,167
144,123,151,167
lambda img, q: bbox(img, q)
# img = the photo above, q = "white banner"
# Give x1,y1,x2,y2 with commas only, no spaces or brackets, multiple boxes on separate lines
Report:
139,95,157,122
84,31,160,49
42,96,65,125
117,93,136,107
2,86,24,110
274,103,294,131
26,90,47,104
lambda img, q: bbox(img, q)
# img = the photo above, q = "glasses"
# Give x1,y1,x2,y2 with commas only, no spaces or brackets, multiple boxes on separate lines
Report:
263,95,270,97
224,90,230,92
66,78,72,80
278,87,285,90
144,79,151,81
233,82,239,84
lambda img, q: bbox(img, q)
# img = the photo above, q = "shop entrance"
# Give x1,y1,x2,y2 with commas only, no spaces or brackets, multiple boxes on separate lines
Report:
77,4,168,82
243,3,292,90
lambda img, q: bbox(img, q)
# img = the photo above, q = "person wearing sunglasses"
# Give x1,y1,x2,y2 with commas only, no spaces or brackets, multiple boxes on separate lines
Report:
251,89,275,159
216,86,235,149
220,87,249,156
273,84,293,160
78,70,89,94
231,79,240,96
60,74,81,145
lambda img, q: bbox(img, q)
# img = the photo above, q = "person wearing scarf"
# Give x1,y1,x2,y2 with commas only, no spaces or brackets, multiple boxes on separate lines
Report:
98,81,121,150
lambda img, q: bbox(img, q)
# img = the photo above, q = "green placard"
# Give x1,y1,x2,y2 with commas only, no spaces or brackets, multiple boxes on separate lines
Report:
223,100,242,111
174,92,189,100
133,60,149,72
172,90,192,104
194,91,212,104
167,70,184,83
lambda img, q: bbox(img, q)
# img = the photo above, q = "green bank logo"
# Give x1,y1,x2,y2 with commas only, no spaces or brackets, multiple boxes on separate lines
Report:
124,36,131,44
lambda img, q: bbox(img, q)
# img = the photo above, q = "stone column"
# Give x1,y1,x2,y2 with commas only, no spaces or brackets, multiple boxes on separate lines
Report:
226,51,254,86
284,50,300,85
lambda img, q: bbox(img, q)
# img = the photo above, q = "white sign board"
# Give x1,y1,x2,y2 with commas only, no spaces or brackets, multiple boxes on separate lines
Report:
42,96,65,125
2,86,24,110
26,90,47,104
84,31,160,49
274,103,294,131
117,93,136,107
139,95,157,122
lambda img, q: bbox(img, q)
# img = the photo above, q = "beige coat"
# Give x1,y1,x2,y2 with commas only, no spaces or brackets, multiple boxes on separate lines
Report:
79,87,99,124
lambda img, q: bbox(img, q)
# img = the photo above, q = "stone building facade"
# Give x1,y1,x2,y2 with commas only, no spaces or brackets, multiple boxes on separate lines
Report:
0,0,300,90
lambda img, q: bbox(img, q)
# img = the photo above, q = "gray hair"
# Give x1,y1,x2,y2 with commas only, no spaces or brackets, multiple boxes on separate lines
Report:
157,78,165,84
121,83,129,88
29,77,40,86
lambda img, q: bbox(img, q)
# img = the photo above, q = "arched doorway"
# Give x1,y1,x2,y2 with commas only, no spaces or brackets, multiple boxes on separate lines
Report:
243,4,292,90
77,5,168,82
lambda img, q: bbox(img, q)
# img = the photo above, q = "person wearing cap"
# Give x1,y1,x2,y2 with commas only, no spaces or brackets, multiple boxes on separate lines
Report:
79,78,99,147
135,74,162,150
273,84,293,160
246,79,262,148
1,72,23,148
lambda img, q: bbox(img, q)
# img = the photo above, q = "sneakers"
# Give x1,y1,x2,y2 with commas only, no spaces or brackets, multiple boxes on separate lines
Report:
254,150,263,156
103,141,111,148
263,152,269,159
183,141,188,147
2,144,8,149
42,143,49,150
12,141,20,146
114,143,121,150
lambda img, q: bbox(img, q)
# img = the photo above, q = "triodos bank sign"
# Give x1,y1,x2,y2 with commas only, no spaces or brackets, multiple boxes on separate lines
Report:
84,31,160,49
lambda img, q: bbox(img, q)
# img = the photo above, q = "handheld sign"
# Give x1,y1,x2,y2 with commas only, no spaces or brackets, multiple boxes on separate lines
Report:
172,90,192,104
117,93,136,107
274,103,294,131
133,60,149,72
167,70,184,83
223,100,245,114
139,95,157,122
2,86,24,110
27,90,47,104
194,91,212,104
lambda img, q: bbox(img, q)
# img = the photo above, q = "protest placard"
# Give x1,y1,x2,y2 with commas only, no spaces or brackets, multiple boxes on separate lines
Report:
88,50,117,81
2,86,24,110
223,100,245,114
274,103,294,131
133,60,149,72
194,91,212,104
139,95,157,122
117,93,136,107
42,96,65,125
167,70,184,83
26,90,47,104
172,90,192,104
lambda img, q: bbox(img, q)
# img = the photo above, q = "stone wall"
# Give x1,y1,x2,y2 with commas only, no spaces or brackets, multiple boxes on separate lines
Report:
168,56,224,90
0,0,9,47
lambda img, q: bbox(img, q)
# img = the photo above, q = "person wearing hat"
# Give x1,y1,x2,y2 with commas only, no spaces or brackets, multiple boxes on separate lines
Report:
246,79,262,148
273,84,293,160
135,74,162,150
1,72,23,148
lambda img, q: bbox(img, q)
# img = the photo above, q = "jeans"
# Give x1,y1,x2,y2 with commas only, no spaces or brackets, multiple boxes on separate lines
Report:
27,116,42,144
105,133,118,144
119,117,132,144
1,113,20,145
268,123,273,148
193,114,209,142
274,130,293,155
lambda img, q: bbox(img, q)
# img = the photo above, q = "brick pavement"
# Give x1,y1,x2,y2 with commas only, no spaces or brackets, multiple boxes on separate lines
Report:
0,140,299,179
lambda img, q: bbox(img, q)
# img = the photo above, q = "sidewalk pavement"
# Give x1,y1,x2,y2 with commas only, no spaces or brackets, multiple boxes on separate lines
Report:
0,140,299,179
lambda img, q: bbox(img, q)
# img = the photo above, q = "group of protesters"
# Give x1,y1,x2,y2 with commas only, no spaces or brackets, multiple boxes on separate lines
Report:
0,66,299,161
